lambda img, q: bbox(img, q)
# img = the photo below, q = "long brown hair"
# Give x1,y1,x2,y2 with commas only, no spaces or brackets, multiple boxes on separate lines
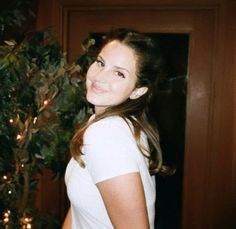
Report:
70,28,165,175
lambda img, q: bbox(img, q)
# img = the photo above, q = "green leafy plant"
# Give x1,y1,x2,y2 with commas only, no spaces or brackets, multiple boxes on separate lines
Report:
0,30,94,228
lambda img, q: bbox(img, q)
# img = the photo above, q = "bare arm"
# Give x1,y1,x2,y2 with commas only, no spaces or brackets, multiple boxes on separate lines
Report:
96,172,149,229
62,208,71,229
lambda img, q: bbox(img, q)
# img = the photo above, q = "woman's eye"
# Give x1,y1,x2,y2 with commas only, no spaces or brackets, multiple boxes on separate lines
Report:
95,59,104,67
115,71,125,78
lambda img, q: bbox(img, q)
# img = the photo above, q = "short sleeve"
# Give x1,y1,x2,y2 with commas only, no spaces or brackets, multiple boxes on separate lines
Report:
83,117,139,184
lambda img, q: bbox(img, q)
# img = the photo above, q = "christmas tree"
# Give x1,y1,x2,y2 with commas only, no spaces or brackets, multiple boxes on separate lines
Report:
0,4,95,226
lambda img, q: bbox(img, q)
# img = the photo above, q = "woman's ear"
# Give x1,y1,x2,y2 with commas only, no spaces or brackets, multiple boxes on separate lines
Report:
129,87,148,100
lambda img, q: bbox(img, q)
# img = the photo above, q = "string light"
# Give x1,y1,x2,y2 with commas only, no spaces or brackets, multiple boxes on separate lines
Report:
2,175,12,184
20,216,32,229
25,217,32,229
3,175,8,180
33,117,37,124
16,134,22,140
43,100,49,105
3,210,10,218
8,190,12,195
9,118,14,124
3,210,11,227
3,217,9,223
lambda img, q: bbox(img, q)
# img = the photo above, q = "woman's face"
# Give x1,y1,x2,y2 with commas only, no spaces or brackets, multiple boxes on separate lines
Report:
86,40,147,115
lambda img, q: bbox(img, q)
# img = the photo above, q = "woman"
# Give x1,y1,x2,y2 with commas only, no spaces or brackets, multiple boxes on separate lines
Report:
63,28,164,229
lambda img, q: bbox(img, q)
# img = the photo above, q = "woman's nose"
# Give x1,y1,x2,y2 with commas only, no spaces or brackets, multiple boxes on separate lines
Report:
94,68,109,82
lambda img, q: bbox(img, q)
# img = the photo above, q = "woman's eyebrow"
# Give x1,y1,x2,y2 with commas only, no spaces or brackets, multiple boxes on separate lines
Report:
97,55,105,62
114,66,130,74
98,54,130,74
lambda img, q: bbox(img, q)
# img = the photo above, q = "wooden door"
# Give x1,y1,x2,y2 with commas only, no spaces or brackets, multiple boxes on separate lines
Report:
60,7,215,229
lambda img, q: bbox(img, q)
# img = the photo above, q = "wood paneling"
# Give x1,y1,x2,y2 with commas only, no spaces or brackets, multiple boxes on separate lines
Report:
34,169,66,219
36,0,236,228
233,13,236,229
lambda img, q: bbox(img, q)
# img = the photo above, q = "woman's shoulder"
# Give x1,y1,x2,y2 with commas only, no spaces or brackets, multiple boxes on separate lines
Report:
90,115,128,128
85,115,131,139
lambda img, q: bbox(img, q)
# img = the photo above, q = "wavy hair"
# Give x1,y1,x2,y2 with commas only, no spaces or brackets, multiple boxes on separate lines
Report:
70,28,166,175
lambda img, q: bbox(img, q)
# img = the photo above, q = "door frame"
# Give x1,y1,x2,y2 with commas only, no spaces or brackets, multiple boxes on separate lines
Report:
61,6,216,228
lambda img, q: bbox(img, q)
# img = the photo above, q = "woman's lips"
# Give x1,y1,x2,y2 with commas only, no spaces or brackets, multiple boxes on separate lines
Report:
91,83,107,94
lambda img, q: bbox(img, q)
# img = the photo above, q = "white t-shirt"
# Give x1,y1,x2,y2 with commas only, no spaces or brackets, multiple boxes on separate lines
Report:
65,116,156,229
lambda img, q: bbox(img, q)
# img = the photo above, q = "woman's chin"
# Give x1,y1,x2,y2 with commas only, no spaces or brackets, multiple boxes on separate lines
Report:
86,95,103,106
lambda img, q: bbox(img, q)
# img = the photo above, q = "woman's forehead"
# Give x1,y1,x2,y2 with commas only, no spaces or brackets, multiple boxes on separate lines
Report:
99,40,137,69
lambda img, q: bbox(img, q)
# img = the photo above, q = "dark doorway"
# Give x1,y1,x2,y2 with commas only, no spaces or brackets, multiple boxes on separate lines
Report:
149,34,189,229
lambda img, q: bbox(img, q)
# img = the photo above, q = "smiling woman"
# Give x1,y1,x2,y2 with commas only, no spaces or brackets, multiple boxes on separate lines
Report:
86,40,146,114
62,28,165,229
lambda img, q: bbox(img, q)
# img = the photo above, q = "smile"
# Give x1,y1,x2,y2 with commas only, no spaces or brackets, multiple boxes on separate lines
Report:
90,83,107,94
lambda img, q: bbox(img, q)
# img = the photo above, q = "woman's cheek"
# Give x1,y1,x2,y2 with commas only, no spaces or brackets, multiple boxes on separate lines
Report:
86,78,92,92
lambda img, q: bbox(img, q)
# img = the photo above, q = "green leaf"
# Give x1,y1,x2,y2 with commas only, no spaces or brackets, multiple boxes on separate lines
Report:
4,40,17,47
